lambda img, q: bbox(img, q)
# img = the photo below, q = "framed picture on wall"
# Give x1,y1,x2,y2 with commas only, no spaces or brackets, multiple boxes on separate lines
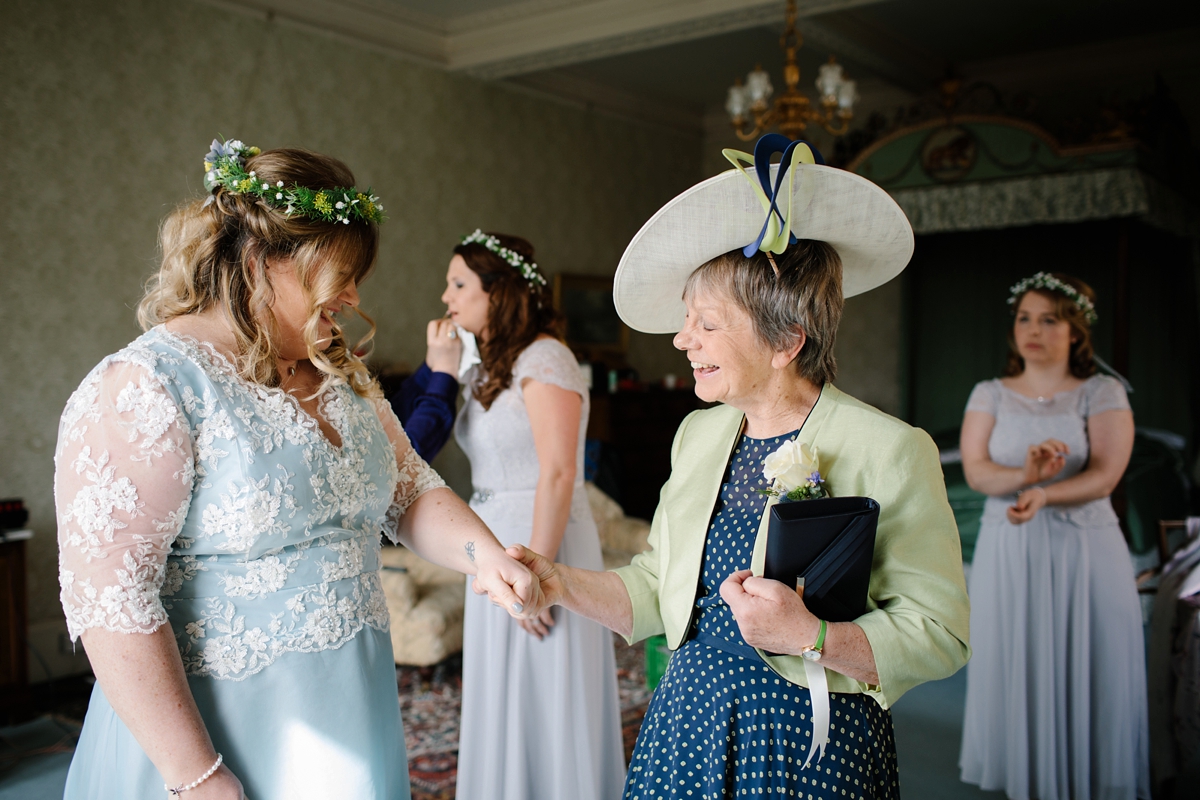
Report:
552,273,629,358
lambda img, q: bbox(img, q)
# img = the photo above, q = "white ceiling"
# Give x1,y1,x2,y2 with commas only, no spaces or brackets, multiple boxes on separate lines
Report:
205,0,1200,135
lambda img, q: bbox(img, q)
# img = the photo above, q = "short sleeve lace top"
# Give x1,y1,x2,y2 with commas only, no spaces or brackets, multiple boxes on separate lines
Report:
454,338,587,495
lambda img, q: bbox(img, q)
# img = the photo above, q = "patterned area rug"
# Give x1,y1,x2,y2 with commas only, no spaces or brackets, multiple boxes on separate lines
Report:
400,634,651,800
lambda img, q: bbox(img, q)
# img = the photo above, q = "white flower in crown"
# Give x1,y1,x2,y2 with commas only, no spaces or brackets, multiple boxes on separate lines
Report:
762,440,827,501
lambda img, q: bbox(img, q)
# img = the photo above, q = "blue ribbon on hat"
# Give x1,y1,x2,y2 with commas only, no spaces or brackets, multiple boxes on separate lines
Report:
723,134,825,257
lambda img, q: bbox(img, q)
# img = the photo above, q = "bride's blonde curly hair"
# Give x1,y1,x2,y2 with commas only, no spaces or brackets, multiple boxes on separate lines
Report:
138,147,381,398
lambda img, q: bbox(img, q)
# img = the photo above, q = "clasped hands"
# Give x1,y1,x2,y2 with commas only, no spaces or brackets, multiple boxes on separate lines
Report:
468,545,562,639
467,547,550,626
1008,437,1069,524
479,545,822,653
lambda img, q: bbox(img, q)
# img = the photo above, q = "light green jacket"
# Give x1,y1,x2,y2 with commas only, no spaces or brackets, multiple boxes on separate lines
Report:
612,383,971,709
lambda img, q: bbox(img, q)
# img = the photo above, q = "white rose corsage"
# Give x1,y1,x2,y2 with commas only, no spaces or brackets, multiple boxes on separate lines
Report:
761,439,827,502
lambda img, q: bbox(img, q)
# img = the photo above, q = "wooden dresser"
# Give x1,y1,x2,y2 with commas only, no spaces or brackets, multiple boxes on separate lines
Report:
0,529,31,722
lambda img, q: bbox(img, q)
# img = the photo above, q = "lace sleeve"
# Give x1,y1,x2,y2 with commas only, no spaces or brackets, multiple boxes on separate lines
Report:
1084,375,1131,417
54,359,196,641
372,398,447,544
964,380,998,416
513,339,586,397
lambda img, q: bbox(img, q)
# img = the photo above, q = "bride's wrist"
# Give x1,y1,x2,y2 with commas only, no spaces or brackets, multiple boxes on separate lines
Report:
161,750,222,794
467,541,505,574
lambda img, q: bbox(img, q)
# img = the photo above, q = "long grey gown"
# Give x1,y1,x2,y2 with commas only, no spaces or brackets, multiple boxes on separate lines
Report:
959,375,1150,800
454,338,625,800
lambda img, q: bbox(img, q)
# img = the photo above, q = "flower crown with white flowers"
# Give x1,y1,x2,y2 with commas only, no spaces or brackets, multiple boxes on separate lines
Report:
1007,271,1098,325
202,138,384,225
460,229,547,287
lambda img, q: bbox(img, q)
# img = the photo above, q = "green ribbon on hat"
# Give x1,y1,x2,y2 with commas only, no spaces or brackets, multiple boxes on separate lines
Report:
722,134,822,256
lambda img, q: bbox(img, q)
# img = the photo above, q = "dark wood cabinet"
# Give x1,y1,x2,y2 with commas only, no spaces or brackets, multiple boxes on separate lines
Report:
588,390,709,521
0,533,30,721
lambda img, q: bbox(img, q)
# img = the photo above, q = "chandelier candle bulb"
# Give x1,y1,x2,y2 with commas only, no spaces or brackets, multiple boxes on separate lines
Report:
816,61,844,101
746,66,774,106
726,81,750,120
724,0,856,140
837,80,858,112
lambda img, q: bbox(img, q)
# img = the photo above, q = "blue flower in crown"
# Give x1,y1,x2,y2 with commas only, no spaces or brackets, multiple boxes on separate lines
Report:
203,139,259,193
200,136,382,224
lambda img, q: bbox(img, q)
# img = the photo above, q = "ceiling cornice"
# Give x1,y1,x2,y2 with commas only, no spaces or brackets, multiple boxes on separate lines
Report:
200,0,885,77
448,0,883,78
198,0,447,66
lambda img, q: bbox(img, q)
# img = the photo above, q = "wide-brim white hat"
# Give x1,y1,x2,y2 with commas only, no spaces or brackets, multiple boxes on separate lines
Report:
613,160,914,334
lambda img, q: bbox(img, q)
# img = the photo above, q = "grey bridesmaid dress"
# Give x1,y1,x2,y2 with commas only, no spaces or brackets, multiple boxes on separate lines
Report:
959,375,1150,800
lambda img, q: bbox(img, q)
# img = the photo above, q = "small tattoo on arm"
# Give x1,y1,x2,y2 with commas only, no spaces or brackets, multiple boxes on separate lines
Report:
465,541,476,562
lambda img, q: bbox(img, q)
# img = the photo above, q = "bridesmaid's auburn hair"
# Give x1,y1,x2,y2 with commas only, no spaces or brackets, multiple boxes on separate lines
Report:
454,233,564,410
1004,272,1097,380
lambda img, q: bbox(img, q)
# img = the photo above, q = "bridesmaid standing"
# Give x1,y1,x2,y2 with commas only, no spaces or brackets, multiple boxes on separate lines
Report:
958,272,1149,800
444,231,625,800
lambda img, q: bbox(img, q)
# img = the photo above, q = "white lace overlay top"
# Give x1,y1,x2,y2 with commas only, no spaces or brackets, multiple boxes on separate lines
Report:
54,327,444,680
455,338,589,495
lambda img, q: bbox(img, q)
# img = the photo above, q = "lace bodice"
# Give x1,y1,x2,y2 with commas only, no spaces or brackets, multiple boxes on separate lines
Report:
54,327,444,680
966,374,1130,526
454,338,587,495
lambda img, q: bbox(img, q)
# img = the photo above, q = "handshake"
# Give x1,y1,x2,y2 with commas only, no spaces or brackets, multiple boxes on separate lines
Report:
469,544,565,640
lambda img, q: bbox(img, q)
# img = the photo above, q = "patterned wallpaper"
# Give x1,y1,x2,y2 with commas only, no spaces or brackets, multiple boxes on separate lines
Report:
0,0,702,626
1,0,906,632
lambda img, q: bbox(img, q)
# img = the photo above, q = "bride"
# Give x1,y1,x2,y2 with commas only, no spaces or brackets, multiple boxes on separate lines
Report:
54,140,541,799
445,231,626,800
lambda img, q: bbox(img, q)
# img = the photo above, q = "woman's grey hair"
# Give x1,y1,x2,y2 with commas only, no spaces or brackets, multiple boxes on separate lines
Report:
683,240,843,385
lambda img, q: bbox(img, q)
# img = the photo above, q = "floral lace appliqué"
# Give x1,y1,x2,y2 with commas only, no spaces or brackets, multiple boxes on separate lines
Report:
55,328,448,680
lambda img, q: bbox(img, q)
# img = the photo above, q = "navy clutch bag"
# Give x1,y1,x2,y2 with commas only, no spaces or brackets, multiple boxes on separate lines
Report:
763,496,880,623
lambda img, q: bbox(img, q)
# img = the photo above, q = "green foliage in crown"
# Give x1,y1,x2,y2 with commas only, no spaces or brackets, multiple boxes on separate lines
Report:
202,138,384,225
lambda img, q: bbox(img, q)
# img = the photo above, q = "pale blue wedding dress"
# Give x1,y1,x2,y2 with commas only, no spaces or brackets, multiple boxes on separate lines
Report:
55,327,445,799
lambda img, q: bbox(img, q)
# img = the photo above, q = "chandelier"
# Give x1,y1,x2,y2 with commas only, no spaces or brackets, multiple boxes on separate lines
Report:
724,0,858,140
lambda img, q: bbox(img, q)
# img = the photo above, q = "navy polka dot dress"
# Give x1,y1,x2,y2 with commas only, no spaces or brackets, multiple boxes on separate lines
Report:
624,433,899,799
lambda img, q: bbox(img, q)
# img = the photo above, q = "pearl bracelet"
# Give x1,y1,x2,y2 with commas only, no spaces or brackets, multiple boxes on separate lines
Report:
166,753,222,797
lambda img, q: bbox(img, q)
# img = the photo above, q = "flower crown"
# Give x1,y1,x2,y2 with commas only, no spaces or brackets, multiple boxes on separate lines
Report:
460,229,547,287
1007,272,1098,325
202,138,384,225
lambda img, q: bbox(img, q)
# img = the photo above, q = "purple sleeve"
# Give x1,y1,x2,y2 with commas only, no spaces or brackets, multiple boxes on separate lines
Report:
388,363,458,462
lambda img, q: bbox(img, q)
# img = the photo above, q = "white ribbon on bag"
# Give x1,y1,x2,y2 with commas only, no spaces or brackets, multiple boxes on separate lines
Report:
802,659,830,769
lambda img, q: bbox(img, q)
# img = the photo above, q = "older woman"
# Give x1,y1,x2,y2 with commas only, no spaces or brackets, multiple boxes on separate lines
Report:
508,136,971,798
54,139,539,800
958,273,1148,799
